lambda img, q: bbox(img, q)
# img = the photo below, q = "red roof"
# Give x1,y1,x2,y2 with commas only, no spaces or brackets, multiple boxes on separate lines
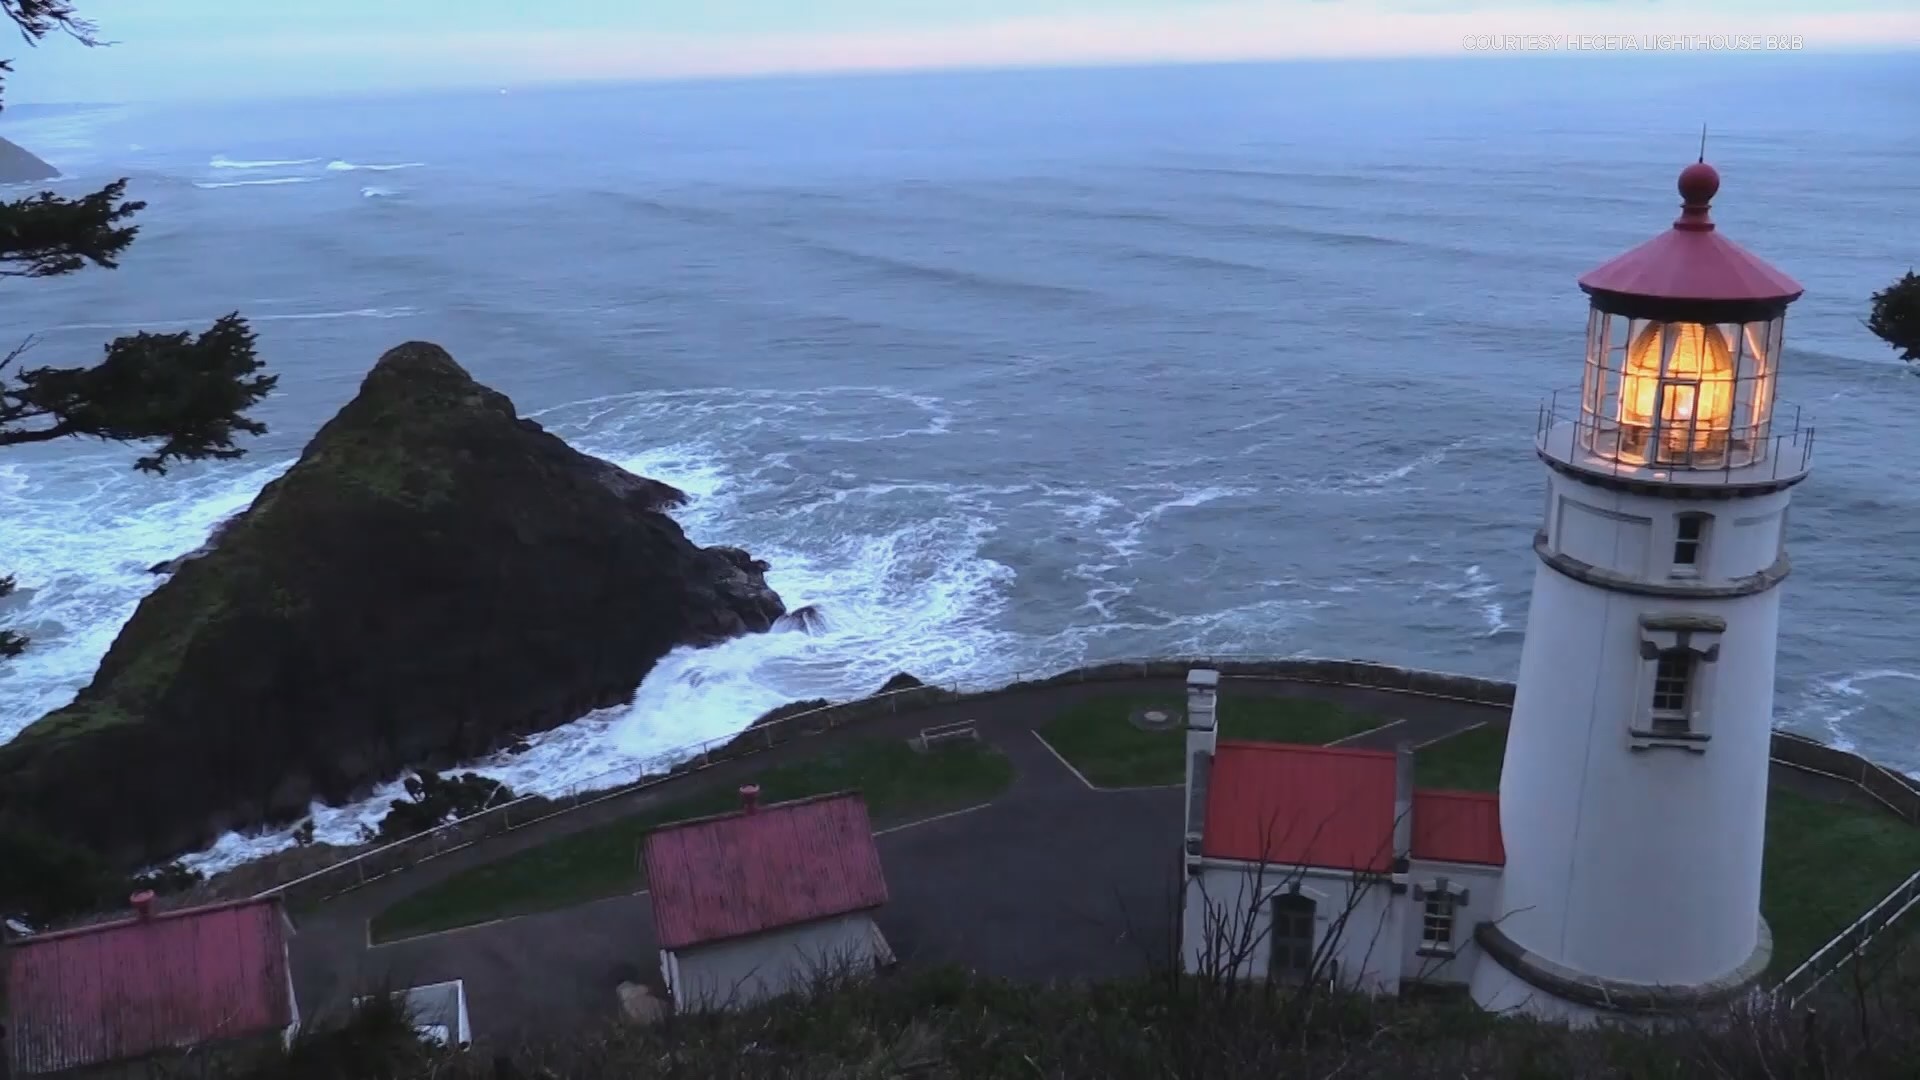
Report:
1578,162,1802,305
643,791,889,951
1411,790,1506,867
1201,742,1399,873
4,897,294,1075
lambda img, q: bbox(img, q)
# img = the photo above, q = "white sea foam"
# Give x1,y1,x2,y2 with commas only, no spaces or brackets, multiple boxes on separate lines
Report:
194,176,322,189
166,386,1035,872
326,160,426,172
1789,669,1920,756
360,185,400,199
1416,563,1512,638
211,156,321,169
34,308,418,334
0,456,294,742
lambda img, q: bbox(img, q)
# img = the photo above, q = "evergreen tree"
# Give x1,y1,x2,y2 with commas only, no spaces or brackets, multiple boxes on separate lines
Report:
1,1,275,659
1868,270,1920,368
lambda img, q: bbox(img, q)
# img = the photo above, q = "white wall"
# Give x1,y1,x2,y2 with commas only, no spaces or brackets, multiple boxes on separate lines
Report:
1400,860,1504,987
1543,473,1789,583
1182,862,1404,995
1494,477,1784,992
666,912,892,1012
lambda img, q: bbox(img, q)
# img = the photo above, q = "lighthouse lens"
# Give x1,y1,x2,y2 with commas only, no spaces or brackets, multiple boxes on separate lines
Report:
1617,321,1735,465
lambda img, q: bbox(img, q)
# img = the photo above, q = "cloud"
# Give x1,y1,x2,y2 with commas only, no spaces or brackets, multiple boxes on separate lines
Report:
14,0,1920,101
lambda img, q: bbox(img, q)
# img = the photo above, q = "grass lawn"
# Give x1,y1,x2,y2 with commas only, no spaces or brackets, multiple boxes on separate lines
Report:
1038,692,1389,789
1410,723,1920,977
369,737,1014,943
1412,723,1509,791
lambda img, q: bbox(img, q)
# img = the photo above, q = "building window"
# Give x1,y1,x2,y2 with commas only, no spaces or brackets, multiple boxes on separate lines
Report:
1269,893,1317,982
1673,513,1708,574
1421,893,1456,951
1651,649,1694,730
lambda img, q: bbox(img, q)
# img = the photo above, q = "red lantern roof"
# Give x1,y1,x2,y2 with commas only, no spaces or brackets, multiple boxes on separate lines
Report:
1578,162,1803,307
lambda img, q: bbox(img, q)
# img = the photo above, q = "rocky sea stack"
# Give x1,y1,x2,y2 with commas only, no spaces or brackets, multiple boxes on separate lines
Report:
0,342,785,866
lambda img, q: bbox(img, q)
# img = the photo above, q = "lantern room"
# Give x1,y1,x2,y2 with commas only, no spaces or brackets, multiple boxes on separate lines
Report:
1541,161,1811,482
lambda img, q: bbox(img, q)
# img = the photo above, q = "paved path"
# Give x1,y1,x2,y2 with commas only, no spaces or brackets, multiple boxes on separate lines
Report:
285,674,1873,1044
287,676,1494,1039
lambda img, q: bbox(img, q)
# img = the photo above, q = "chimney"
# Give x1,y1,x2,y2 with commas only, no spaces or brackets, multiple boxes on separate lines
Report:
1184,669,1220,844
1185,668,1219,746
130,891,156,920
739,785,760,814
1392,742,1414,860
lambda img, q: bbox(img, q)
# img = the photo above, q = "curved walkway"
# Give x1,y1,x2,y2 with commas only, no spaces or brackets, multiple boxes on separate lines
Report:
284,675,1873,1043
288,677,1494,1039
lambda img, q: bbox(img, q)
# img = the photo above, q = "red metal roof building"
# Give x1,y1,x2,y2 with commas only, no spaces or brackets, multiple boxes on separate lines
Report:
1201,742,1401,873
1200,741,1507,872
643,788,890,951
3,894,298,1076
1411,790,1506,867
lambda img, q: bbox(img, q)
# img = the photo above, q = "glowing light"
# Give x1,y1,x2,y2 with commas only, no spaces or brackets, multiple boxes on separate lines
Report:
1617,321,1735,463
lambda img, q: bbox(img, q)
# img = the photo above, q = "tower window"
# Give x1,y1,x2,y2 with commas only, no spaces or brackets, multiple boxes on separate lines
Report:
1673,513,1709,573
1421,893,1457,952
1651,650,1694,729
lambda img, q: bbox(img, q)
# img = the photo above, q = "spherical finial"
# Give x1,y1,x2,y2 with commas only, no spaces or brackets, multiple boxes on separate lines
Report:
1678,161,1720,206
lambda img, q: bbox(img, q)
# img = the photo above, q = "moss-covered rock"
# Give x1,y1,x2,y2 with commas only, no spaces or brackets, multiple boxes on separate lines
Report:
0,343,784,867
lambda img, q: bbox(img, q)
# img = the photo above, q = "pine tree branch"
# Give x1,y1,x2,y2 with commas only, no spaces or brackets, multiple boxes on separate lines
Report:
0,314,277,473
2,1,102,110
0,179,142,278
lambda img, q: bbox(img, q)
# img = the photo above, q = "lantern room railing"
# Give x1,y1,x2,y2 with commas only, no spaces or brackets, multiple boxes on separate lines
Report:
1536,388,1813,486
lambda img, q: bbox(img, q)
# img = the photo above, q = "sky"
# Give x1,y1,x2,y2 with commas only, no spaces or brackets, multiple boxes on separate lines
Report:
4,0,1918,103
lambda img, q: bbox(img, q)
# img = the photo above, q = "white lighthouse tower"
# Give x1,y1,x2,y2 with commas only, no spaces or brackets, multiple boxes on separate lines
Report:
1469,160,1812,1024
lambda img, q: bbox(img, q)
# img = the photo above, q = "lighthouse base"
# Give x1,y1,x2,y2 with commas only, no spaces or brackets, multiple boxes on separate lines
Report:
1467,919,1774,1028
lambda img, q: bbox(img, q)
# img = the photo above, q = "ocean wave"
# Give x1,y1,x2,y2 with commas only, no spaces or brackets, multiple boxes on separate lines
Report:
33,307,419,333
1789,669,1920,756
0,457,295,743
193,176,322,189
172,390,1030,872
360,185,401,199
254,306,420,323
210,155,320,170
326,160,426,172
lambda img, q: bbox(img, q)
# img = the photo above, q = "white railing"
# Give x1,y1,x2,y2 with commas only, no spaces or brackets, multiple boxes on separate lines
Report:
250,653,1516,906
1775,867,1920,1008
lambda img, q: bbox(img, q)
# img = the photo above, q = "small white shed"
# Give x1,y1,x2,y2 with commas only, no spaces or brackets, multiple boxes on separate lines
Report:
355,979,471,1048
644,786,893,1012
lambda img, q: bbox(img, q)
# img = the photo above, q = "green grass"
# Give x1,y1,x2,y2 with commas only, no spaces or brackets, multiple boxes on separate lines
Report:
1409,722,1920,976
369,737,1015,943
1038,693,1388,789
1761,789,1920,977
1411,723,1508,791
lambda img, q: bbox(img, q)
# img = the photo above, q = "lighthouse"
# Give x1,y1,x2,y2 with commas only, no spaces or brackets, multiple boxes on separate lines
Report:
1469,160,1812,1023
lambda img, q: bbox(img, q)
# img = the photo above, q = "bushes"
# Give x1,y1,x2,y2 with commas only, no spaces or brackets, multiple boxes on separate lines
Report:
153,951,1920,1079
0,823,201,927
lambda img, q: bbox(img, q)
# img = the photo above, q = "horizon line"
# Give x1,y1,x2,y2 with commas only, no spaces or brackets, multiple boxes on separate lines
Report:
5,46,1916,110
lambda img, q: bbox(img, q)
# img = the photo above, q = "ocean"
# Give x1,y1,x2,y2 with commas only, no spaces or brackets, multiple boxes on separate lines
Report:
1,55,1915,871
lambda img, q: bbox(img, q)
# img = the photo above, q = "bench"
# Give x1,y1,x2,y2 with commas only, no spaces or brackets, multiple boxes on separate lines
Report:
913,720,978,752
